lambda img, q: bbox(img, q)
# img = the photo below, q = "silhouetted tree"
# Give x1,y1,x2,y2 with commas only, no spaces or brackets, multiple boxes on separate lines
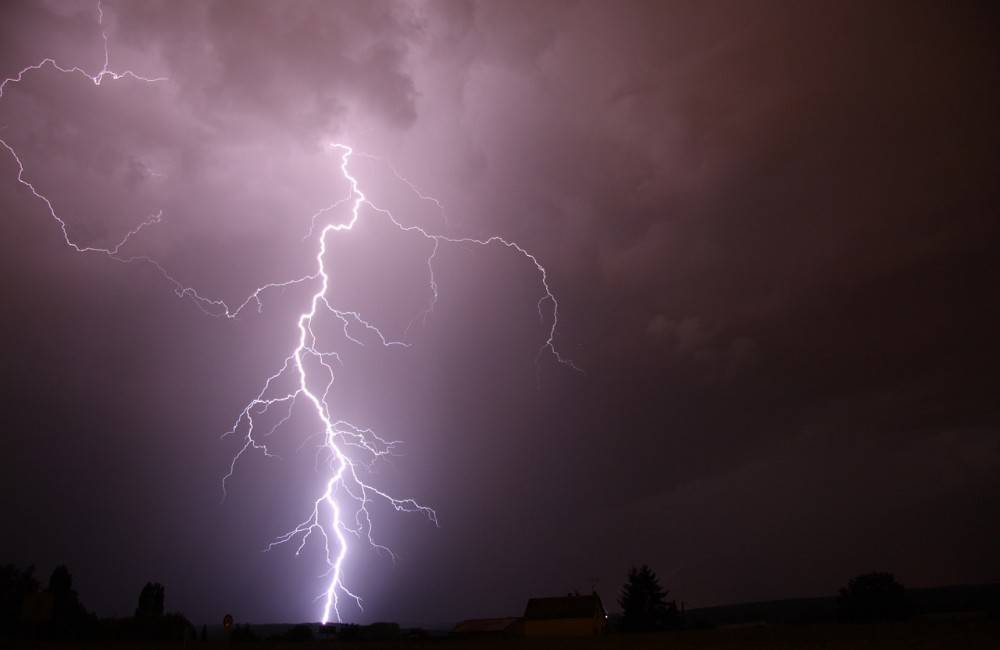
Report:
46,565,94,638
135,582,165,618
131,581,197,641
201,623,208,641
48,567,78,628
0,564,39,636
837,572,908,623
619,565,679,632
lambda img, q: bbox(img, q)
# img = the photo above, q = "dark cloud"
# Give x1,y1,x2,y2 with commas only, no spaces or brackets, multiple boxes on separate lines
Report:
111,0,421,132
1,0,998,626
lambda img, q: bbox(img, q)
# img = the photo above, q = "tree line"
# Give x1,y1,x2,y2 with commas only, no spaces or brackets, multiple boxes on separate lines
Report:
618,564,909,632
2,560,914,639
0,563,197,641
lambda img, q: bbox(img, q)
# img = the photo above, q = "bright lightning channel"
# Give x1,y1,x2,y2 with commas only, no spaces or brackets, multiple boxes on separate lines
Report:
0,2,578,625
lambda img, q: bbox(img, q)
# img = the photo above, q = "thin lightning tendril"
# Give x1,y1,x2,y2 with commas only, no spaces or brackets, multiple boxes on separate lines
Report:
0,2,577,624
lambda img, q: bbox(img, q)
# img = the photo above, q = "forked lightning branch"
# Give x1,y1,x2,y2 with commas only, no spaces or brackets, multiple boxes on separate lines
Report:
0,2,576,624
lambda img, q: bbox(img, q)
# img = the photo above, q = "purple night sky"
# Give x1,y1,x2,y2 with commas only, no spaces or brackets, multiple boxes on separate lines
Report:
1,0,998,627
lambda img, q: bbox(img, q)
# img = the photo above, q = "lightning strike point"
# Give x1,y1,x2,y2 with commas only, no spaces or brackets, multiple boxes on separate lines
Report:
1,1,578,625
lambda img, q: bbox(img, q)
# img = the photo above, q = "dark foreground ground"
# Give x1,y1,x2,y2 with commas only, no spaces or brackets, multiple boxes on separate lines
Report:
6,620,1000,650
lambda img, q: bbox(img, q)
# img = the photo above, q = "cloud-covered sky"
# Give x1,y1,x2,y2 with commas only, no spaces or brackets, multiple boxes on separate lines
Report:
1,0,998,626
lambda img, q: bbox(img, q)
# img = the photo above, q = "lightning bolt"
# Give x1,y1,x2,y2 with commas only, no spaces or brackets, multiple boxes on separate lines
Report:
1,2,577,624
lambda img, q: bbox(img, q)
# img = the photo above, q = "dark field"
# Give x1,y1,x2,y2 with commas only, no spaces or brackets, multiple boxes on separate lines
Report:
7,620,1000,650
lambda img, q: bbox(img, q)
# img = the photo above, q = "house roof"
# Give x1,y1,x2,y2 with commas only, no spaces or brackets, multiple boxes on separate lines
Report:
524,594,605,620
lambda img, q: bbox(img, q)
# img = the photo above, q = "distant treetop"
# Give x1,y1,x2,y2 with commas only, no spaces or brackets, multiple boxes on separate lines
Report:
837,572,907,623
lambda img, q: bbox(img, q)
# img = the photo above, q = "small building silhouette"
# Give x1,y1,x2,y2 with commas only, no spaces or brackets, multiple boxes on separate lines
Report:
522,593,607,637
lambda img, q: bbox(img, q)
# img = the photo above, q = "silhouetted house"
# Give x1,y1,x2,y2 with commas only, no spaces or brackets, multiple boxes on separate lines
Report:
522,593,607,637
452,617,521,637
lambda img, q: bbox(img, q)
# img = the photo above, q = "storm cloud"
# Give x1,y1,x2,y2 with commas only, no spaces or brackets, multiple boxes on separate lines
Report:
1,0,998,626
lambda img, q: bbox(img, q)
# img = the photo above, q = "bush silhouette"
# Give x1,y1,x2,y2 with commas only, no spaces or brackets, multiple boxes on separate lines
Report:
281,624,314,642
231,623,258,642
837,572,908,622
